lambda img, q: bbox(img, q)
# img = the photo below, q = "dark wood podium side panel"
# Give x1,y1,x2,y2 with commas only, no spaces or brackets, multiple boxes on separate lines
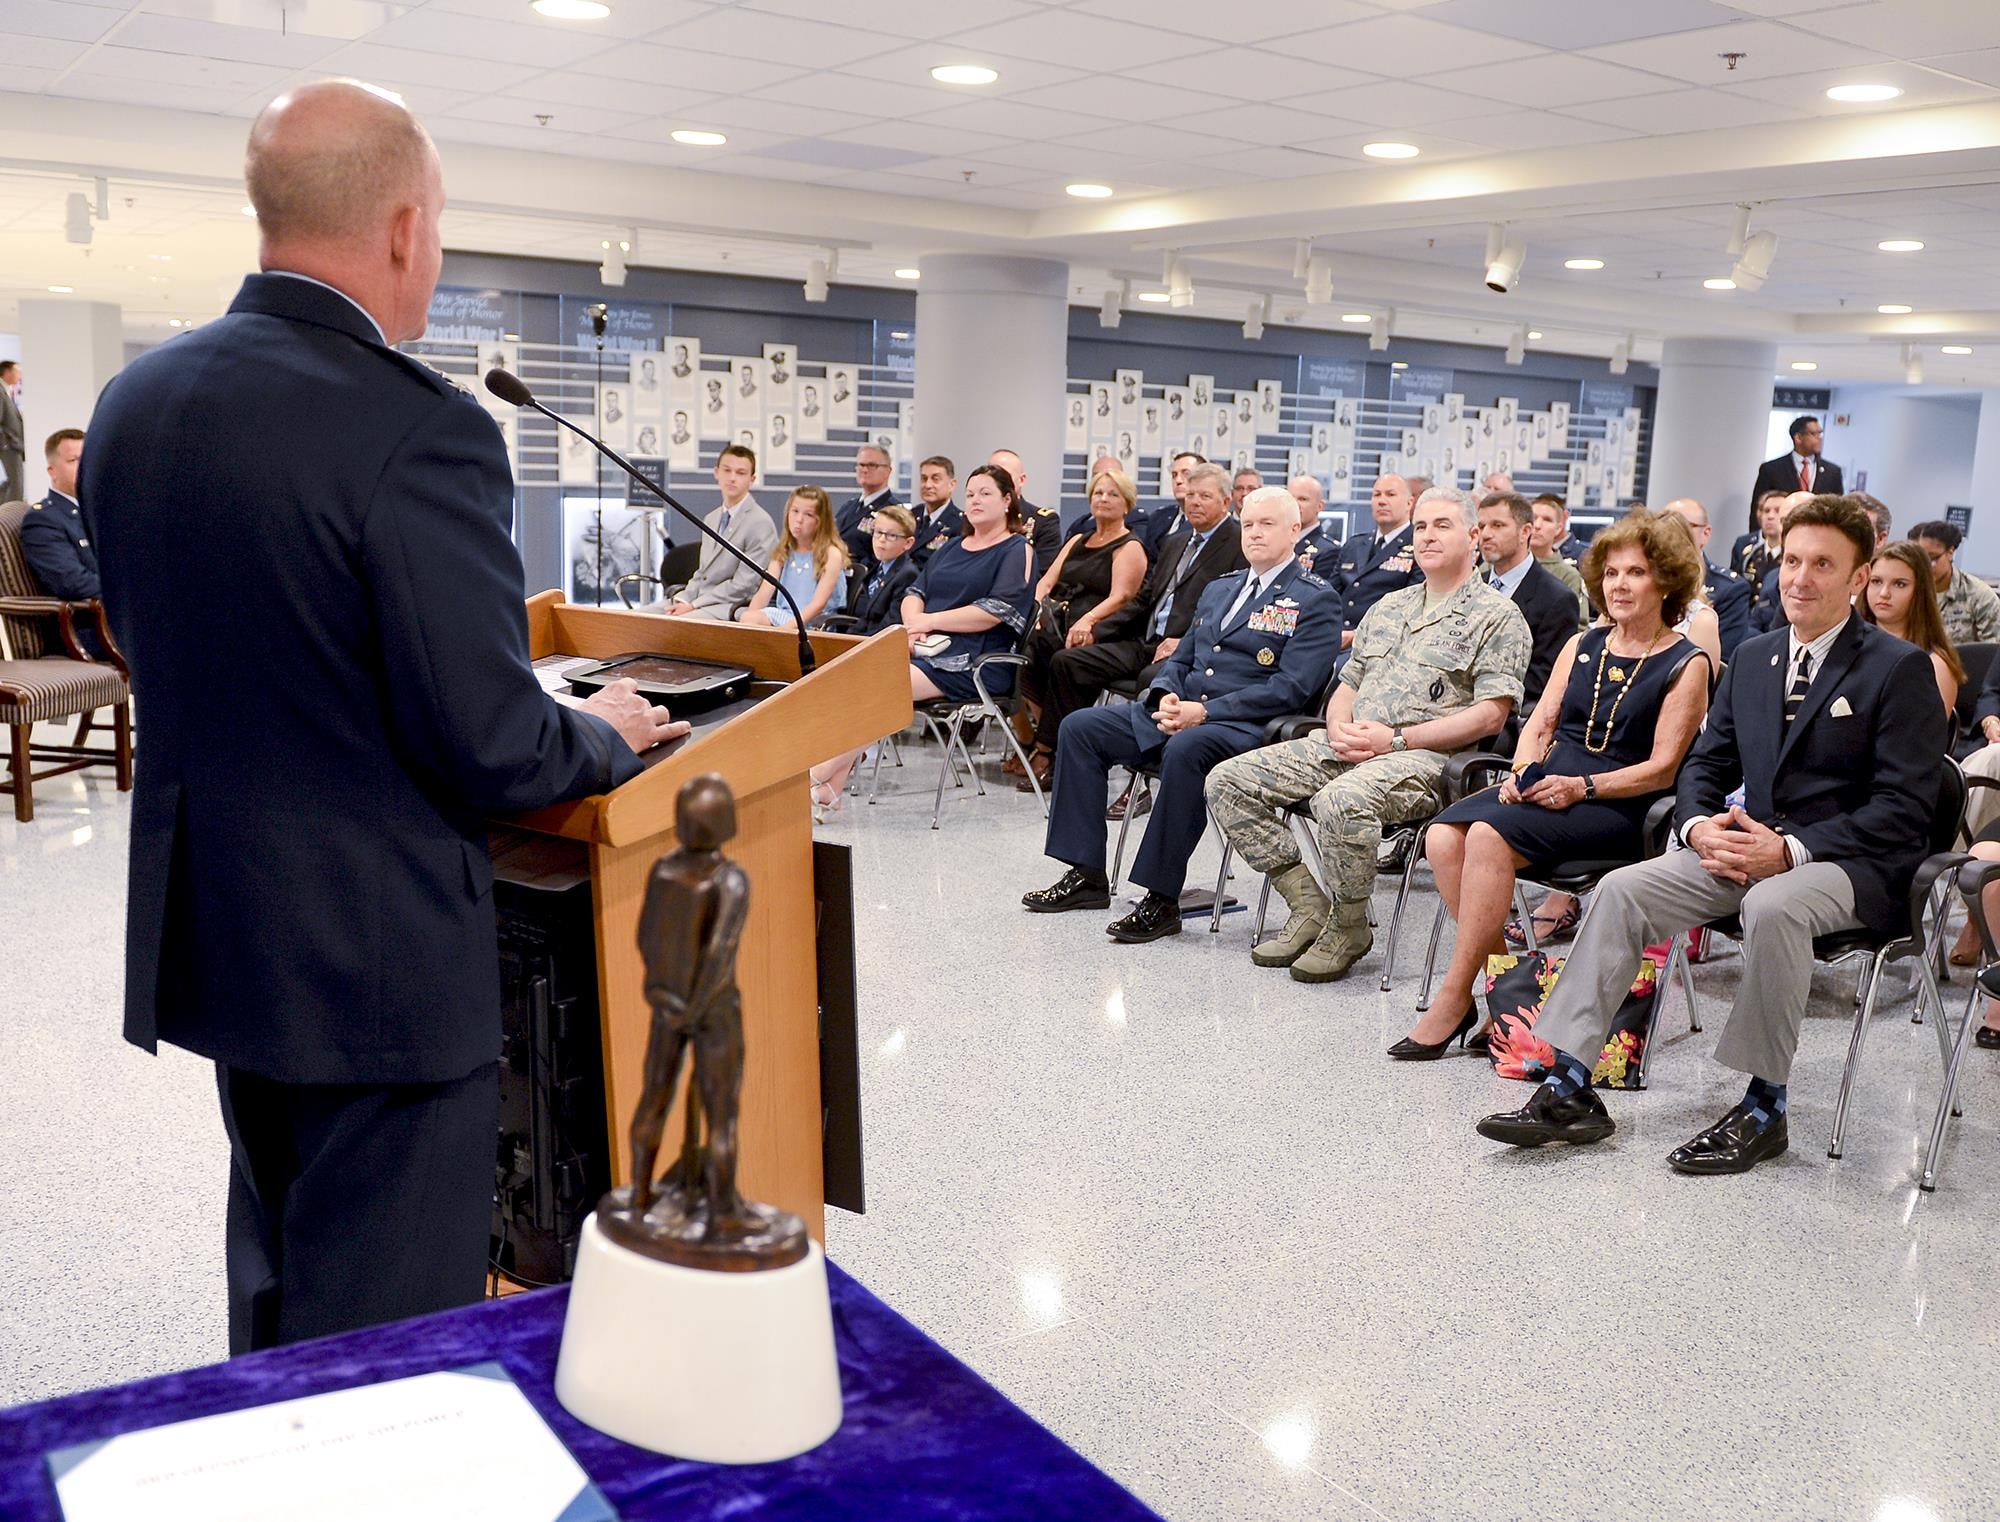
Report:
589,778,825,1241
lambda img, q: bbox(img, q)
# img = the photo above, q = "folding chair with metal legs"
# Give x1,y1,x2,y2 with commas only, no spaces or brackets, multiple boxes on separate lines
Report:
1920,856,1996,1191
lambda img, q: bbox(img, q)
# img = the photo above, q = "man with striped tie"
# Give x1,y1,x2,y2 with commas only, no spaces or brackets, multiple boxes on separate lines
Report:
1476,494,1943,1175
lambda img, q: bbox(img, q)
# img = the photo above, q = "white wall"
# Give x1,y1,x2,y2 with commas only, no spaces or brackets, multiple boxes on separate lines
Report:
1822,386,1980,540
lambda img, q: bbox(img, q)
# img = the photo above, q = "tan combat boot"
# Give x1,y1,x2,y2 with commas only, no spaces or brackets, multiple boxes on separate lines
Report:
1289,899,1373,983
1251,863,1332,967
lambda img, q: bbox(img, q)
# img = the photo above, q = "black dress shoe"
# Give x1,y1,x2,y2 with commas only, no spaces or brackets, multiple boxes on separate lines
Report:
1107,892,1182,943
1387,1008,1477,1061
1475,1083,1615,1148
1106,780,1152,821
1977,1026,2000,1050
1667,1106,1787,1176
1022,867,1111,914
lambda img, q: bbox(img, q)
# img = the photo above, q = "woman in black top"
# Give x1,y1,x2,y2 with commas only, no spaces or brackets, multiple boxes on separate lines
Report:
1011,467,1149,790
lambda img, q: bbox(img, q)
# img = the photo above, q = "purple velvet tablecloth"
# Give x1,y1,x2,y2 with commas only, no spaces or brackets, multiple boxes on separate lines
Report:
0,1260,1161,1521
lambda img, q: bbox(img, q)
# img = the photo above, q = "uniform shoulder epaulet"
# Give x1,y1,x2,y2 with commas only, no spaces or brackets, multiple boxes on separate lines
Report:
1715,564,1740,580
1297,569,1332,590
1035,504,1057,517
27,502,42,511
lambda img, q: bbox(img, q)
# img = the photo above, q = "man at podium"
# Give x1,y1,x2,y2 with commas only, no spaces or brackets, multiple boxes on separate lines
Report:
82,81,684,1352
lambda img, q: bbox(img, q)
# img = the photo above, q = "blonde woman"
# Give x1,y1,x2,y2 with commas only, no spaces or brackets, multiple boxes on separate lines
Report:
738,485,849,627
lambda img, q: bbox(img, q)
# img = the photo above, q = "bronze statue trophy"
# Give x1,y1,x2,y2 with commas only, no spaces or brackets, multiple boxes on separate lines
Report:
554,774,842,1464
597,773,807,1272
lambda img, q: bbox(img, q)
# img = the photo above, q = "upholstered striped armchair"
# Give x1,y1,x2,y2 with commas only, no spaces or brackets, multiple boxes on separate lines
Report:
0,501,131,822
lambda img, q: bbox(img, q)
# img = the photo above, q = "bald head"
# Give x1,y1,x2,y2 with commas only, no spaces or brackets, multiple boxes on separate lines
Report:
1287,474,1325,522
246,80,444,342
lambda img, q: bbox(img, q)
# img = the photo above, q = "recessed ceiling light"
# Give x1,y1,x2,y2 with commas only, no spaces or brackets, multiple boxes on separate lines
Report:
1528,330,1543,340
531,0,610,18
1339,312,1371,323
671,129,727,146
1877,303,1914,314
148,253,172,262
1703,277,1737,290
240,204,255,216
1137,290,1171,303
1361,141,1419,159
1563,258,1604,271
1065,182,1114,199
169,318,184,327
1878,239,1925,252
1943,344,1974,355
1827,83,1902,103
1391,360,1409,369
1790,361,1818,371
931,63,998,86
893,267,920,280
46,284,73,293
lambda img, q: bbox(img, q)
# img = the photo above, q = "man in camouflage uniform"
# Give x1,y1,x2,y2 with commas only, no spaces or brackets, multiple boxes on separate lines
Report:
1206,486,1531,982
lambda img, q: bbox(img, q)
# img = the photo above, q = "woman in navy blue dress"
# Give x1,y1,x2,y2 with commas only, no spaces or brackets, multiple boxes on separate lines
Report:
1396,511,1715,1058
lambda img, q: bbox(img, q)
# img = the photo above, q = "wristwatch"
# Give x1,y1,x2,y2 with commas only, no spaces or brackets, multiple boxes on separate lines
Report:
1390,727,1408,753
1583,775,1597,800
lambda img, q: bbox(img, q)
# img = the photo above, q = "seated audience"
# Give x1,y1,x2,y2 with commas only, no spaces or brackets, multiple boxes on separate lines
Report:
1132,450,1202,553
1037,462,1245,750
1289,474,1340,572
1528,494,1591,625
834,442,898,576
18,427,113,662
847,503,920,634
1859,539,1964,712
737,484,848,628
1731,489,1787,605
1231,467,1262,512
1755,491,1890,628
1477,490,1579,715
1911,518,2000,645
1022,487,1342,942
909,455,963,567
1538,492,1590,564
1324,473,1424,650
1412,511,1712,1057
810,463,1033,811
1661,497,1751,660
665,444,779,619
988,448,1064,581
1013,467,1148,791
1205,486,1531,983
1476,495,1944,1175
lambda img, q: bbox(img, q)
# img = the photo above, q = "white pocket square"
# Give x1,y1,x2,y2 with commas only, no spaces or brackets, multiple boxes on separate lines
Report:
1829,695,1853,718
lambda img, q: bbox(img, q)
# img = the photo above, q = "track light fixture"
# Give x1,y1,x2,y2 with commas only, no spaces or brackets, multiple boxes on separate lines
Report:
1485,232,1525,294
1727,203,1753,258
1504,325,1526,366
1166,252,1194,308
1293,238,1312,281
803,257,829,303
1731,229,1778,293
1099,280,1127,329
1243,296,1267,341
65,191,92,245
1904,343,1924,385
1609,336,1632,376
1304,253,1333,306
599,229,632,286
1368,311,1391,352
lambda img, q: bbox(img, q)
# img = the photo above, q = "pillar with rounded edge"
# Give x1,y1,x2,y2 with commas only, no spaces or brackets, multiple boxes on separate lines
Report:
14,299,124,502
913,254,1068,514
1647,336,1779,542
1958,391,2000,579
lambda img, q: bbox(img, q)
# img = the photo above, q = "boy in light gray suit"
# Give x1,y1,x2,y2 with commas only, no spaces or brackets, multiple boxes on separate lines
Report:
666,442,779,620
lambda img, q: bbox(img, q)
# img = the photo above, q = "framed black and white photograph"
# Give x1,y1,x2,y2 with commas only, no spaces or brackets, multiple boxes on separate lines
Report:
1513,422,1532,458
1497,397,1518,429
565,497,654,606
667,408,698,471
871,428,900,463
798,380,826,443
559,421,598,486
1458,419,1478,455
1531,411,1552,460
1065,393,1089,454
732,356,764,423
1310,422,1333,473
1566,461,1587,510
1188,373,1212,411
629,351,663,411
1287,447,1311,480
1334,398,1356,430
1115,368,1143,432
1444,392,1464,426
1188,430,1208,459
1140,398,1162,445
632,422,661,458
1210,404,1233,449
762,342,795,413
828,366,858,431
1089,381,1114,442
1550,400,1571,454
1115,429,1139,476
897,398,915,454
1234,391,1254,432
765,410,795,474
1400,427,1421,458
1495,446,1512,474
668,337,700,391
1256,379,1282,435
477,341,517,418
699,374,730,439
1331,452,1351,495
1163,386,1190,445
598,382,630,453
1232,445,1254,472
1423,403,1444,437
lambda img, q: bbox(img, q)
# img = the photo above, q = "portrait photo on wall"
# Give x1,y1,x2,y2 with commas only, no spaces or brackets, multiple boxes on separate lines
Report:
477,341,517,410
765,411,796,475
1141,398,1162,444
1210,404,1232,448
631,422,661,458
1065,393,1089,453
629,350,662,407
1234,391,1254,431
559,421,599,486
565,497,656,606
828,365,858,430
1333,397,1356,429
597,382,631,452
872,428,900,463
1115,368,1143,431
1287,447,1310,479
798,380,827,443
762,342,795,413
1089,381,1114,441
732,356,764,423
1188,373,1212,411
1163,385,1190,443
1256,379,1282,435
1497,397,1518,429
668,336,700,390
699,373,730,439
667,409,698,471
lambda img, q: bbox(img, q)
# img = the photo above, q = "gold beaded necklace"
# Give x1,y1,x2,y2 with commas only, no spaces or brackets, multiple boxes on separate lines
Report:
1581,626,1666,754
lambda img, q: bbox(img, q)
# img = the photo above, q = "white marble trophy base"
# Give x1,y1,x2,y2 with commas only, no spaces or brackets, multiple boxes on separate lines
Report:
553,1214,842,1464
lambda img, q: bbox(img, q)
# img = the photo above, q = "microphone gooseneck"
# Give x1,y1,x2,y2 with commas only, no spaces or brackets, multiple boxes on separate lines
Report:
484,367,816,675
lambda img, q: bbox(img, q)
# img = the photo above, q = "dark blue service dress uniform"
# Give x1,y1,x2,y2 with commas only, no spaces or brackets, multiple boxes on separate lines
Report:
834,486,899,574
1044,560,1341,900
1294,523,1342,576
910,498,964,567
18,489,109,657
1326,523,1421,631
1703,559,1752,660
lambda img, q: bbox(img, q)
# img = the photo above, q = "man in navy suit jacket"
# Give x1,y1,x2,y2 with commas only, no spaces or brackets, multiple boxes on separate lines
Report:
84,83,680,1352
1479,496,1942,1176
1023,487,1341,943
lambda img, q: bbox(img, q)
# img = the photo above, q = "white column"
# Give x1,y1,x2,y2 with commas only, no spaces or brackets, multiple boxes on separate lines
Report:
913,254,1068,511
16,299,123,500
1961,391,2000,578
1648,336,1779,543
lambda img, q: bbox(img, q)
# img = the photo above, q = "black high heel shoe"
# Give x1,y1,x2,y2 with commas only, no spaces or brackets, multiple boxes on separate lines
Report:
1387,1008,1478,1061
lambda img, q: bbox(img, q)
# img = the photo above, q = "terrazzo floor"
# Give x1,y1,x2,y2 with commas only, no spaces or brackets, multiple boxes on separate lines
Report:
5,726,1999,1522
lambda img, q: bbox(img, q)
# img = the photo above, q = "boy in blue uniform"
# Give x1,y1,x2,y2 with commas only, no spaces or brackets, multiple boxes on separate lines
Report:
18,427,109,659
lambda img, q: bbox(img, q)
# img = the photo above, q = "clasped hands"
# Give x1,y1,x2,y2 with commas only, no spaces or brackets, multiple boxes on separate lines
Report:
1498,772,1588,809
1325,719,1393,762
1154,694,1206,734
1687,806,1791,885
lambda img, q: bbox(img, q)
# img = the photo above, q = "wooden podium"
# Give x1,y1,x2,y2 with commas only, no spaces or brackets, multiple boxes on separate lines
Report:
503,591,911,1242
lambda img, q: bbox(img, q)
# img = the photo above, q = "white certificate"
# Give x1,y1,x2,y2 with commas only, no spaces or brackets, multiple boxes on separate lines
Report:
49,1364,612,1522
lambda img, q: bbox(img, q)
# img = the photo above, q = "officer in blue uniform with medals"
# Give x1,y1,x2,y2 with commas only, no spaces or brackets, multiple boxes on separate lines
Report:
1022,485,1343,943
19,426,109,658
1325,472,1423,652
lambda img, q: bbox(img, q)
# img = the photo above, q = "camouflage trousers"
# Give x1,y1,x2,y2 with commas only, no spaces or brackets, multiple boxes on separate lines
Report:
1204,735,1447,903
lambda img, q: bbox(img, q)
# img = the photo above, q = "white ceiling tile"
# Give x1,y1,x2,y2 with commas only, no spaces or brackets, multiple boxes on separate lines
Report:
1278,78,1444,127
66,44,286,93
109,14,349,68
954,186,1066,210
1418,53,1683,106
1285,13,1546,74
1070,0,1378,45
1005,74,1233,125
428,0,711,39
1419,0,1748,50
902,96,1125,141
878,157,1045,188
738,70,933,114
444,95,647,134
1729,58,1997,113
599,117,788,153
690,154,861,184
568,41,806,93
944,10,1214,70
366,9,615,67
1451,107,1644,150
1183,145,1352,180
0,29,82,68
734,0,1041,38
1206,102,1373,148
50,74,252,112
1811,0,2000,57
832,44,1085,97
495,71,717,116
820,120,1020,158
971,138,1154,173
1289,127,1492,162
1710,0,1852,12
1919,47,2000,89
316,41,545,92
1053,122,1246,161
1556,85,1810,132
0,0,122,44
1130,47,1381,99
428,118,605,153
0,62,56,90
1581,20,1878,84
641,8,902,68
647,95,879,139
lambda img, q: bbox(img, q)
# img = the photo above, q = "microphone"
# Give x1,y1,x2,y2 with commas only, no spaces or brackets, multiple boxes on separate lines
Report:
485,367,815,675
